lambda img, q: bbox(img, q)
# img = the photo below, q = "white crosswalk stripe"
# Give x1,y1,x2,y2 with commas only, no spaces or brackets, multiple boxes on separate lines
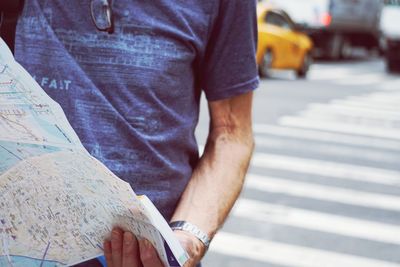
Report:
255,135,400,164
279,116,400,139
331,98,400,112
245,174,400,212
346,94,400,108
308,68,354,81
308,64,400,88
233,198,400,245
253,124,400,151
251,153,400,185
379,79,400,91
333,73,387,86
301,103,400,120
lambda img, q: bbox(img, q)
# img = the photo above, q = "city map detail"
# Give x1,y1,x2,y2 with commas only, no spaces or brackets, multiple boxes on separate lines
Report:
0,38,188,267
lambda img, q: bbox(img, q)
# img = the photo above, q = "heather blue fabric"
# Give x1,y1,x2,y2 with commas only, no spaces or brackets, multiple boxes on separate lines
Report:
15,0,258,223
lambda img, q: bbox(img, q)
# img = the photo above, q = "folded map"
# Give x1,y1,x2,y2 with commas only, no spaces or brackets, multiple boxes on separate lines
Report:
0,38,189,267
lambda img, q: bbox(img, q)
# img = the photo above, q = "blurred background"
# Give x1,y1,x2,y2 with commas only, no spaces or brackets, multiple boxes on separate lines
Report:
198,0,400,266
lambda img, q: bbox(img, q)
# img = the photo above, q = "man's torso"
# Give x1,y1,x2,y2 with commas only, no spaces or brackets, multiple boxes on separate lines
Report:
16,0,217,219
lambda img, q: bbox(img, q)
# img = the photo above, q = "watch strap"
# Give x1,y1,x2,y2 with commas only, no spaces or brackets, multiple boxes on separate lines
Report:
169,221,211,249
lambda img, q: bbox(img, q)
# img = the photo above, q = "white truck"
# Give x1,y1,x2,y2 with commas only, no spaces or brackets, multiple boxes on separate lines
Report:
263,0,383,59
380,0,400,72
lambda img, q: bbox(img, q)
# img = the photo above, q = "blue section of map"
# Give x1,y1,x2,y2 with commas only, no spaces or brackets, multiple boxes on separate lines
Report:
0,255,60,267
0,140,64,175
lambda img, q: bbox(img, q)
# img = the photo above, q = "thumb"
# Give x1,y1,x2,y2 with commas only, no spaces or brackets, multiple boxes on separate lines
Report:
139,239,165,267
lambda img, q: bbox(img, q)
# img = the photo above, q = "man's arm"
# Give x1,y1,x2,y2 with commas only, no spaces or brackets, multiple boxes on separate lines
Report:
170,90,255,264
104,91,255,267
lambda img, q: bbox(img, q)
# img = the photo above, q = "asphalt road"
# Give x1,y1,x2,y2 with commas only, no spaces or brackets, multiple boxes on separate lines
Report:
196,57,400,267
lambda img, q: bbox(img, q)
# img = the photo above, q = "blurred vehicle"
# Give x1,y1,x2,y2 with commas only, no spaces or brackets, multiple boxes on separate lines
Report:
380,0,400,72
262,0,383,59
256,4,313,78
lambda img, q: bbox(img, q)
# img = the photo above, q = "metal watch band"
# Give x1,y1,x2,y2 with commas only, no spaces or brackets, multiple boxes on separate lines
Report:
169,221,211,248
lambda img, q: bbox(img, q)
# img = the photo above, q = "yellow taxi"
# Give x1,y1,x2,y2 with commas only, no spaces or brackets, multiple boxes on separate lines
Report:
257,4,313,78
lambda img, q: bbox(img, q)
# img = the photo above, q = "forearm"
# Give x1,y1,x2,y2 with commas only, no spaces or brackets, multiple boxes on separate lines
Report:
171,104,254,261
172,128,253,231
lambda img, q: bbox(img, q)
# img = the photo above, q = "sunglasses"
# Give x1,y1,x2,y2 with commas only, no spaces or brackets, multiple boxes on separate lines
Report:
90,0,114,34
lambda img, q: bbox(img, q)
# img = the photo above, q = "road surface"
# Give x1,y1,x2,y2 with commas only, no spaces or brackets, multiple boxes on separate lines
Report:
197,57,400,267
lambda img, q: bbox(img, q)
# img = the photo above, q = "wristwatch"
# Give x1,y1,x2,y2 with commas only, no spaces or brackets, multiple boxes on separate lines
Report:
169,221,211,249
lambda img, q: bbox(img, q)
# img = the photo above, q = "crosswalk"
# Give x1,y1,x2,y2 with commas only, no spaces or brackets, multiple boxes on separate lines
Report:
245,174,400,212
307,62,400,91
203,78,400,266
211,232,400,267
266,61,400,93
268,60,400,91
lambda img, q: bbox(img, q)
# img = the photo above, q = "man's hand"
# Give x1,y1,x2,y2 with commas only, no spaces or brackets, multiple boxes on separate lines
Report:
103,228,204,267
104,228,164,267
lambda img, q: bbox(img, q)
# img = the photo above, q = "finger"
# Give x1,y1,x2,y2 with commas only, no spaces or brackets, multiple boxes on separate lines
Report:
122,231,141,267
139,239,164,267
104,240,114,267
111,228,124,267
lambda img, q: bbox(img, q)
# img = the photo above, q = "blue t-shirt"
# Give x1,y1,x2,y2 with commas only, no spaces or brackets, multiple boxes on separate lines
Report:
15,0,259,220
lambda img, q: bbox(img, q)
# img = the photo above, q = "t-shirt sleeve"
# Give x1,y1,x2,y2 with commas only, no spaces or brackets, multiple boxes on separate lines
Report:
200,0,259,101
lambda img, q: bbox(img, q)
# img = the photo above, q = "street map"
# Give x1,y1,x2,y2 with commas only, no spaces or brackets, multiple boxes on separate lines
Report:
0,38,188,267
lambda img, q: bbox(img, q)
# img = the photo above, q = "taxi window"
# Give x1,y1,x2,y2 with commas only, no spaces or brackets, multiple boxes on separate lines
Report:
265,11,293,30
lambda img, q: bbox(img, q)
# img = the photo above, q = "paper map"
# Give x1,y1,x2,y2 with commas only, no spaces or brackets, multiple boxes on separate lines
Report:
0,38,188,267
